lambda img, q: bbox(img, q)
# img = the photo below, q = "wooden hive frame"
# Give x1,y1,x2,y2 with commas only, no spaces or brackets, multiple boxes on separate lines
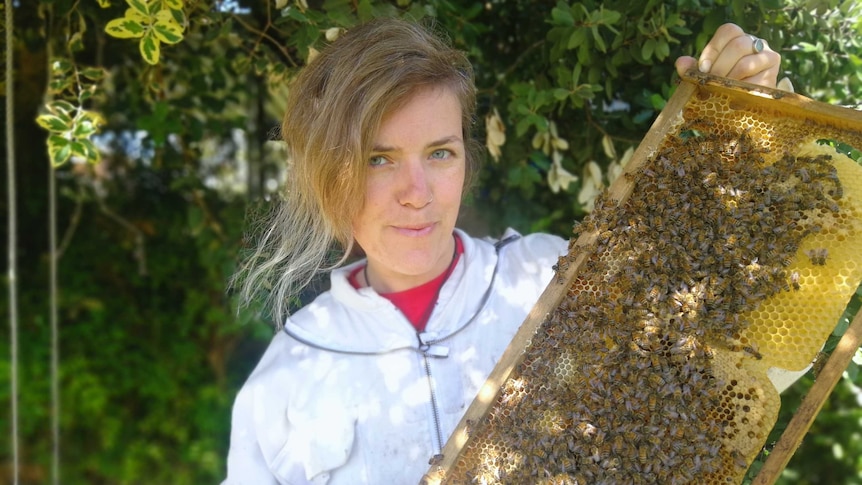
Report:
423,71,862,485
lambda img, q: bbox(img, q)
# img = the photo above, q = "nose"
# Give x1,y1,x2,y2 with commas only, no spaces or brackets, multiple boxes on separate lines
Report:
397,159,433,208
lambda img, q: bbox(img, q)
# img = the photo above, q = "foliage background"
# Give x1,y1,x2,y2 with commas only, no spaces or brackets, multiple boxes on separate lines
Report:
1,0,861,483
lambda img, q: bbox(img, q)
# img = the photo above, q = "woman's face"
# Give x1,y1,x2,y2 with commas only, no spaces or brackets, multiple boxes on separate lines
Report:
352,86,466,292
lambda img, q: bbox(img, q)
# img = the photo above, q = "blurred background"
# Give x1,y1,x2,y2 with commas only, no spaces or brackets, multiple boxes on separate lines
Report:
2,0,861,483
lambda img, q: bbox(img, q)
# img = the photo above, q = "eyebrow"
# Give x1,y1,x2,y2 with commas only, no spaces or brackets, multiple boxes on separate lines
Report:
371,135,463,153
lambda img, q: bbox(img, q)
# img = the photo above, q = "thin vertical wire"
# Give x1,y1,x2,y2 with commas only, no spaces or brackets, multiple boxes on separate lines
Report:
5,0,20,483
49,127,60,485
40,4,61,481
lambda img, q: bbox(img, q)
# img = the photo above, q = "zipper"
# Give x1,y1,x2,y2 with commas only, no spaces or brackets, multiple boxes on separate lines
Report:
418,333,448,454
421,351,445,454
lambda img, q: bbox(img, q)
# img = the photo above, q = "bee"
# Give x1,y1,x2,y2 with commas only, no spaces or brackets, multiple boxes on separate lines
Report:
577,421,598,438
638,445,649,465
807,248,828,265
789,271,801,290
464,419,476,438
532,448,548,461
553,256,570,284
428,454,444,466
731,449,748,469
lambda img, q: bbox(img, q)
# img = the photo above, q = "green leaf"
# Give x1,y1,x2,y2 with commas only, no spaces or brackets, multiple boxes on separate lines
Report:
551,5,575,26
846,360,859,381
69,31,85,52
528,151,550,171
642,38,656,60
80,139,101,163
798,42,819,53
37,114,71,132
153,12,184,44
68,139,101,164
599,9,620,24
655,39,670,61
231,54,251,74
73,119,98,138
163,0,182,9
97,0,111,6
79,89,94,103
80,67,106,81
169,7,186,25
516,117,533,137
649,92,666,110
70,141,87,159
79,110,105,128
552,88,569,101
591,26,606,52
730,0,745,19
282,6,309,22
47,135,72,167
48,100,77,121
571,63,582,85
127,0,150,18
50,58,74,74
140,32,161,65
833,317,849,336
48,78,74,94
568,28,586,50
105,17,146,39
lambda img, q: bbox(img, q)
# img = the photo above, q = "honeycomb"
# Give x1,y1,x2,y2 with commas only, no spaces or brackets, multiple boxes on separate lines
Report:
422,73,862,485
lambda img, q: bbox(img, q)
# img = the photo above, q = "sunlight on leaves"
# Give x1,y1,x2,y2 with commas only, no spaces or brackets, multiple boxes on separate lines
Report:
105,0,186,65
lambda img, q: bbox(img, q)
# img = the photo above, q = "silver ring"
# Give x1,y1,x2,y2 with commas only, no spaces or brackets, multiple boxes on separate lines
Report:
751,36,765,54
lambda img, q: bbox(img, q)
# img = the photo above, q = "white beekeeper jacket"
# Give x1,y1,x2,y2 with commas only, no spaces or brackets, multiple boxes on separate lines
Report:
222,228,568,485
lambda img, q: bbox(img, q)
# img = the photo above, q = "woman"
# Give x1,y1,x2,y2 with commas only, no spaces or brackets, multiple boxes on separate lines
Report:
223,17,782,484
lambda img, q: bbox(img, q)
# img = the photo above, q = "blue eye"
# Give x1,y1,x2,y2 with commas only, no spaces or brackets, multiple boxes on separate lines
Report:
430,149,451,160
369,155,387,166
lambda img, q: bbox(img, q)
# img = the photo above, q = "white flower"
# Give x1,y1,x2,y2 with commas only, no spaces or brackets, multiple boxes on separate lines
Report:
533,121,569,155
601,134,616,160
548,151,578,193
307,46,319,64
325,27,342,42
532,121,568,155
618,145,634,167
485,108,506,162
578,160,604,212
607,146,634,184
532,130,549,153
550,121,569,151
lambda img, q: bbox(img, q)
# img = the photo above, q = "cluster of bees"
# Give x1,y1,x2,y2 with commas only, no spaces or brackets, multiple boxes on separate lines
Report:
441,126,846,484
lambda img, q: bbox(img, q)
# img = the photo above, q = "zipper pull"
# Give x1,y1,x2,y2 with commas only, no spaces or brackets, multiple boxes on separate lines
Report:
421,344,450,358
417,332,449,358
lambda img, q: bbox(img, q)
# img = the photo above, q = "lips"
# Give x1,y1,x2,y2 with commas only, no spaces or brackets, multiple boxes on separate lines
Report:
392,222,436,237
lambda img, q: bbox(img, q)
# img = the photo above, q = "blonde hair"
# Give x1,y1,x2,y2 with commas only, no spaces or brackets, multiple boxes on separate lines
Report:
233,17,481,326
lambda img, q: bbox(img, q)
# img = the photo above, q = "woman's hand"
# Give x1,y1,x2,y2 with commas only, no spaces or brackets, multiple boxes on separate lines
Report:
675,23,781,89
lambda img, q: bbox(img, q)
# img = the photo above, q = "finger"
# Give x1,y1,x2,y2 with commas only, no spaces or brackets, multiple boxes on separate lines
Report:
718,46,780,86
697,23,746,73
675,56,697,77
728,50,780,84
740,65,781,88
708,33,763,77
709,36,780,87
